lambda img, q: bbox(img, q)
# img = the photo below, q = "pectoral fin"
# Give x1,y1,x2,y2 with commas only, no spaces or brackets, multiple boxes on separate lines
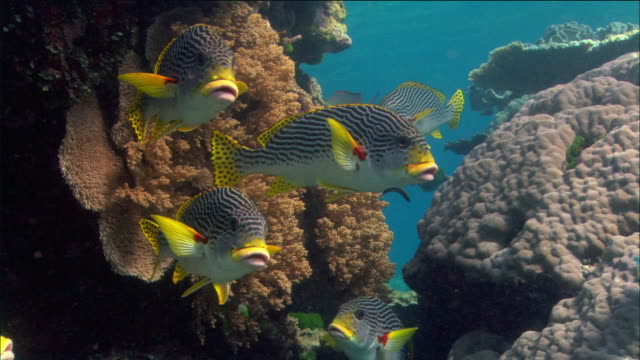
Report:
118,73,178,98
378,327,418,352
150,215,206,257
327,117,367,171
413,107,434,121
213,282,231,305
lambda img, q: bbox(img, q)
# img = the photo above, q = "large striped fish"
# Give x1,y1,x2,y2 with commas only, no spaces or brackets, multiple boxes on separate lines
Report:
138,187,279,305
118,24,247,143
378,81,464,139
210,105,438,201
325,296,418,360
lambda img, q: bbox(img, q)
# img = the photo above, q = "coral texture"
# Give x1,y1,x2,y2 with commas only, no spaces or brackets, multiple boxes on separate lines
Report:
500,233,639,360
469,27,639,94
58,2,391,355
405,52,639,359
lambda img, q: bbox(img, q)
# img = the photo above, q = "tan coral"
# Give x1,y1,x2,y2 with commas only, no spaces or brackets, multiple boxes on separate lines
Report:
315,193,395,300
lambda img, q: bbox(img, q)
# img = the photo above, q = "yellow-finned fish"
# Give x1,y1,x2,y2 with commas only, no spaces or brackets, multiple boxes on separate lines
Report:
210,104,438,201
324,296,418,360
1,336,14,360
139,187,279,305
378,81,464,139
118,24,248,143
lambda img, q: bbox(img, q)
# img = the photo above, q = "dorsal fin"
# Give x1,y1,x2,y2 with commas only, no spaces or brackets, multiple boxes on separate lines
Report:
257,112,303,146
398,81,445,103
176,188,214,220
154,38,177,74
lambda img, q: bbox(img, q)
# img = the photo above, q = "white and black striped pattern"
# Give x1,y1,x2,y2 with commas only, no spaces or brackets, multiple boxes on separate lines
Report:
337,296,404,340
238,104,427,169
379,82,451,122
179,187,266,248
157,24,233,83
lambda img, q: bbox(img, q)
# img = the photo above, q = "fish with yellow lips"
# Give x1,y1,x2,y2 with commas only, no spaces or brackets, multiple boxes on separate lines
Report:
210,104,438,201
118,24,247,143
325,296,418,360
139,187,279,305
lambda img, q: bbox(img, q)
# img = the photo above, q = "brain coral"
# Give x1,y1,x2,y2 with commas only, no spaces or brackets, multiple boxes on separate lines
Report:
501,233,639,360
405,52,639,358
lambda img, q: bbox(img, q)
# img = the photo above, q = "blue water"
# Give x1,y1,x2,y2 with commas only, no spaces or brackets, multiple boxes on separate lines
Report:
301,1,640,281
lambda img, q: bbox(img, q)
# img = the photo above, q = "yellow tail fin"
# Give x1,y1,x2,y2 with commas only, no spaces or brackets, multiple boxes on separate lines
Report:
447,90,464,129
210,131,247,187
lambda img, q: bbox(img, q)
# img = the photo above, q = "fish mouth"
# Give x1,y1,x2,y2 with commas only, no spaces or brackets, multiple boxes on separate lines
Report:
202,79,239,102
327,323,353,340
231,247,271,268
406,161,438,181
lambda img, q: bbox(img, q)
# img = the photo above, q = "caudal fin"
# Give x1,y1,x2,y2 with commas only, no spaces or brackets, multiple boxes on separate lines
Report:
210,131,247,187
447,90,464,129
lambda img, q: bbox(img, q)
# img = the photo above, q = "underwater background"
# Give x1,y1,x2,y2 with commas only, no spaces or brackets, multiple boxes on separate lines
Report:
301,0,640,290
1,1,638,360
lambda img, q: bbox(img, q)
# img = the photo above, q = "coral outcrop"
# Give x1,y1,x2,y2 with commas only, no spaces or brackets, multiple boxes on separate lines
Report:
468,24,639,95
404,52,639,359
56,1,391,356
501,233,639,360
261,1,352,65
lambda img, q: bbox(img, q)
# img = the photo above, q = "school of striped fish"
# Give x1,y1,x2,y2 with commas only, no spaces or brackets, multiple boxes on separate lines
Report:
115,22,465,356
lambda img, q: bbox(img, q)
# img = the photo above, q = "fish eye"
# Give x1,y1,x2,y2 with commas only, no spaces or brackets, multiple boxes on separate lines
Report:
396,136,411,148
354,309,365,320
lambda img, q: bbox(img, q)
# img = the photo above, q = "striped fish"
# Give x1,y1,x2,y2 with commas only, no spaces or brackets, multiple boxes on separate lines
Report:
210,104,438,201
138,187,279,305
325,296,418,360
378,81,464,139
118,24,247,143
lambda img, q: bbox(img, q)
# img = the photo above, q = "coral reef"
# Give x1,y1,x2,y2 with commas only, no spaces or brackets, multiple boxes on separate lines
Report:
500,232,639,360
537,21,639,45
468,24,639,95
404,52,639,359
261,1,352,65
54,1,391,356
448,331,510,360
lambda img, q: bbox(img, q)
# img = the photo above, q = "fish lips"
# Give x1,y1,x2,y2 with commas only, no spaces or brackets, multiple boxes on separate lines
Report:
406,161,438,182
231,246,271,268
201,79,239,103
327,323,354,340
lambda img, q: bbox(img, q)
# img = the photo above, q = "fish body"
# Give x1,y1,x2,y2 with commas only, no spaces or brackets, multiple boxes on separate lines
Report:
119,24,247,143
211,105,438,199
138,187,279,304
378,81,464,139
326,297,417,360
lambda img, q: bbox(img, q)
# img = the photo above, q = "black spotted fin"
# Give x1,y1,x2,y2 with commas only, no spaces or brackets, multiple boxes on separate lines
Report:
138,218,165,280
266,177,301,197
172,263,189,284
210,131,250,187
327,117,367,171
446,89,465,129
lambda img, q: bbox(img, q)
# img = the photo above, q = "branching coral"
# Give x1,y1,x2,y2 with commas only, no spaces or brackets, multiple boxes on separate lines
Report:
314,193,395,301
59,2,391,355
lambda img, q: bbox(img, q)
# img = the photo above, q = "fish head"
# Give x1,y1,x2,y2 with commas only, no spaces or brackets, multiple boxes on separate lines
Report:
367,123,438,185
158,24,246,107
328,297,406,357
